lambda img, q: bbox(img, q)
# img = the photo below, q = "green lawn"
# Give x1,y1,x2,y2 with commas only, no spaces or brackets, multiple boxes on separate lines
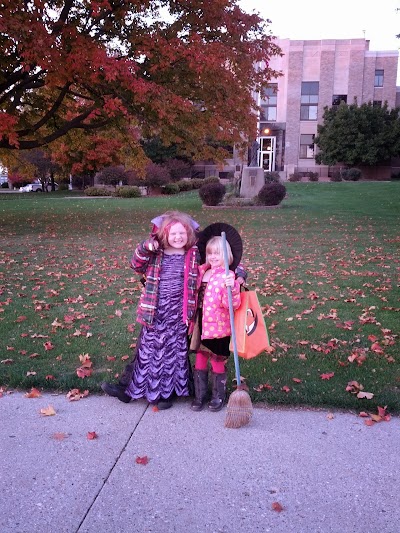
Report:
1,183,399,413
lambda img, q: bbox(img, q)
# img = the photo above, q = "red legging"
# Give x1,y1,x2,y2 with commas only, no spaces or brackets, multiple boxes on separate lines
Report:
194,350,226,374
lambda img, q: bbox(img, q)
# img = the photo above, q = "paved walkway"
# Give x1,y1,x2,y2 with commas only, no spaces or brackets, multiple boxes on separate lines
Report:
1,392,399,533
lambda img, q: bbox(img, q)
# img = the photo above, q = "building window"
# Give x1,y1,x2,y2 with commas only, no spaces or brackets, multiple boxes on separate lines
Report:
374,69,384,87
301,82,319,120
332,95,347,106
373,100,382,107
260,83,277,122
299,134,315,159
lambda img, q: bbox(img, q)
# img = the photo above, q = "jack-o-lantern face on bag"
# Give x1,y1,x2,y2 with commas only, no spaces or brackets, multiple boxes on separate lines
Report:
246,307,258,336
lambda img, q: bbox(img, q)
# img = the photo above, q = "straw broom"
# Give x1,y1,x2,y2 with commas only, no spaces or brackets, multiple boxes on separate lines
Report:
221,232,253,428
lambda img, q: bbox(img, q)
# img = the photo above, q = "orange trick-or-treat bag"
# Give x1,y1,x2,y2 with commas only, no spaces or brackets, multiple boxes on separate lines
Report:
230,290,272,359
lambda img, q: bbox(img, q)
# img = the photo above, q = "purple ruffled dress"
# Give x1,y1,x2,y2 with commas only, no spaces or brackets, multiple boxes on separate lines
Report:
126,254,190,402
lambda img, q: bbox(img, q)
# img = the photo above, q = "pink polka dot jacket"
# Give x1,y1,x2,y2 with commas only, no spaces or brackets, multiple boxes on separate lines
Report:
199,264,241,340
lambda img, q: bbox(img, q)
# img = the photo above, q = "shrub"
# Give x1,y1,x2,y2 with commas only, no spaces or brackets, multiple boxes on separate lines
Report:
391,172,400,181
115,186,141,198
257,182,286,206
191,178,205,190
308,171,319,181
199,182,226,206
264,171,281,183
145,162,171,188
342,168,361,181
84,186,113,196
175,179,193,192
58,182,69,191
1,182,9,188
203,176,221,185
162,183,180,195
288,172,302,182
330,173,342,182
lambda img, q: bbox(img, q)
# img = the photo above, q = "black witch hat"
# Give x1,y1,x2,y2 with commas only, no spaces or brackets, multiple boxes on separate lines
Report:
197,222,243,270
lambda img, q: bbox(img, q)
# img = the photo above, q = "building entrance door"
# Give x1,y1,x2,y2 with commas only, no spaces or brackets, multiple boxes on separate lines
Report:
259,137,276,171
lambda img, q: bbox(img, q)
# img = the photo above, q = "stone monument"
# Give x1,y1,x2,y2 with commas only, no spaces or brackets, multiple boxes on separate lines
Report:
239,140,265,198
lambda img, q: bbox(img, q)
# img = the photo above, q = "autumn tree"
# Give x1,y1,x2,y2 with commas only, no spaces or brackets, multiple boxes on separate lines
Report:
0,0,281,171
22,149,60,191
315,102,400,166
1,147,59,189
97,165,128,188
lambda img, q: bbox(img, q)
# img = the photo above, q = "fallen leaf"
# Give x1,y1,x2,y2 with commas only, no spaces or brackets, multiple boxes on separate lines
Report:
40,405,56,416
320,372,335,380
87,431,98,440
377,405,391,421
369,413,382,423
76,366,93,378
52,432,68,441
346,381,363,394
43,341,54,351
272,502,284,512
67,389,89,401
25,387,42,398
357,391,374,400
76,353,93,378
135,456,149,465
79,353,92,367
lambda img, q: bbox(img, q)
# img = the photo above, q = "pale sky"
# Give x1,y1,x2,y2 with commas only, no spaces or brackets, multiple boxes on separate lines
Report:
239,0,400,81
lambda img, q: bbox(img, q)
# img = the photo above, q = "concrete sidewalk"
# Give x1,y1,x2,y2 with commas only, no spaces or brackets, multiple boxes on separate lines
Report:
1,392,399,533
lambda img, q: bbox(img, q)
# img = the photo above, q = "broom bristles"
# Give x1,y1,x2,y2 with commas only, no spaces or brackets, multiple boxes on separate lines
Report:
224,388,253,428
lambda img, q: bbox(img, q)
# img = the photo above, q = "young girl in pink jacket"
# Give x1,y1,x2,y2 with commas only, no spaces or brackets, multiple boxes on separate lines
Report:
191,236,241,412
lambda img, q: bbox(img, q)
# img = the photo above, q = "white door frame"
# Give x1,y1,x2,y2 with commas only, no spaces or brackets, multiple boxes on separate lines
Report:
258,136,276,171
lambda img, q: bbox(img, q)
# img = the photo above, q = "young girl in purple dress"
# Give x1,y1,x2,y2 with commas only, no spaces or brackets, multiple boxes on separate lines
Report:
123,211,200,409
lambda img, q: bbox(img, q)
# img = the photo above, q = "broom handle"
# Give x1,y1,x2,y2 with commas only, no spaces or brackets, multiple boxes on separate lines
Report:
221,232,242,386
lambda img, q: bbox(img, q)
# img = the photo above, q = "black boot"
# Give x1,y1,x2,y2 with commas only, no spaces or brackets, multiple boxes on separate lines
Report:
101,382,131,403
156,396,173,410
191,370,209,411
208,372,227,412
152,391,176,410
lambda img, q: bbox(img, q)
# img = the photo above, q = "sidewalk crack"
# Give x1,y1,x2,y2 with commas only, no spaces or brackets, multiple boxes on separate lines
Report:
75,404,149,532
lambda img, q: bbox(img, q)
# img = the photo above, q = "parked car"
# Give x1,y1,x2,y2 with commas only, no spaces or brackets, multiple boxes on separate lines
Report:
19,181,59,192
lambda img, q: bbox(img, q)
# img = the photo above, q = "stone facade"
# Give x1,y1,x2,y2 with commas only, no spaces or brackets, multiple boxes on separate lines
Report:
257,38,399,178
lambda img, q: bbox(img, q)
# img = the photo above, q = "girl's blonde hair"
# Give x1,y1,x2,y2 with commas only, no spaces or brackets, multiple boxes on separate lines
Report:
155,211,197,250
206,236,233,266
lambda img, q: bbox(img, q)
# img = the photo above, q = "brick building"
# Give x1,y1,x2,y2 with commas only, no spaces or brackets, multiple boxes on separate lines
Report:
254,38,399,179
